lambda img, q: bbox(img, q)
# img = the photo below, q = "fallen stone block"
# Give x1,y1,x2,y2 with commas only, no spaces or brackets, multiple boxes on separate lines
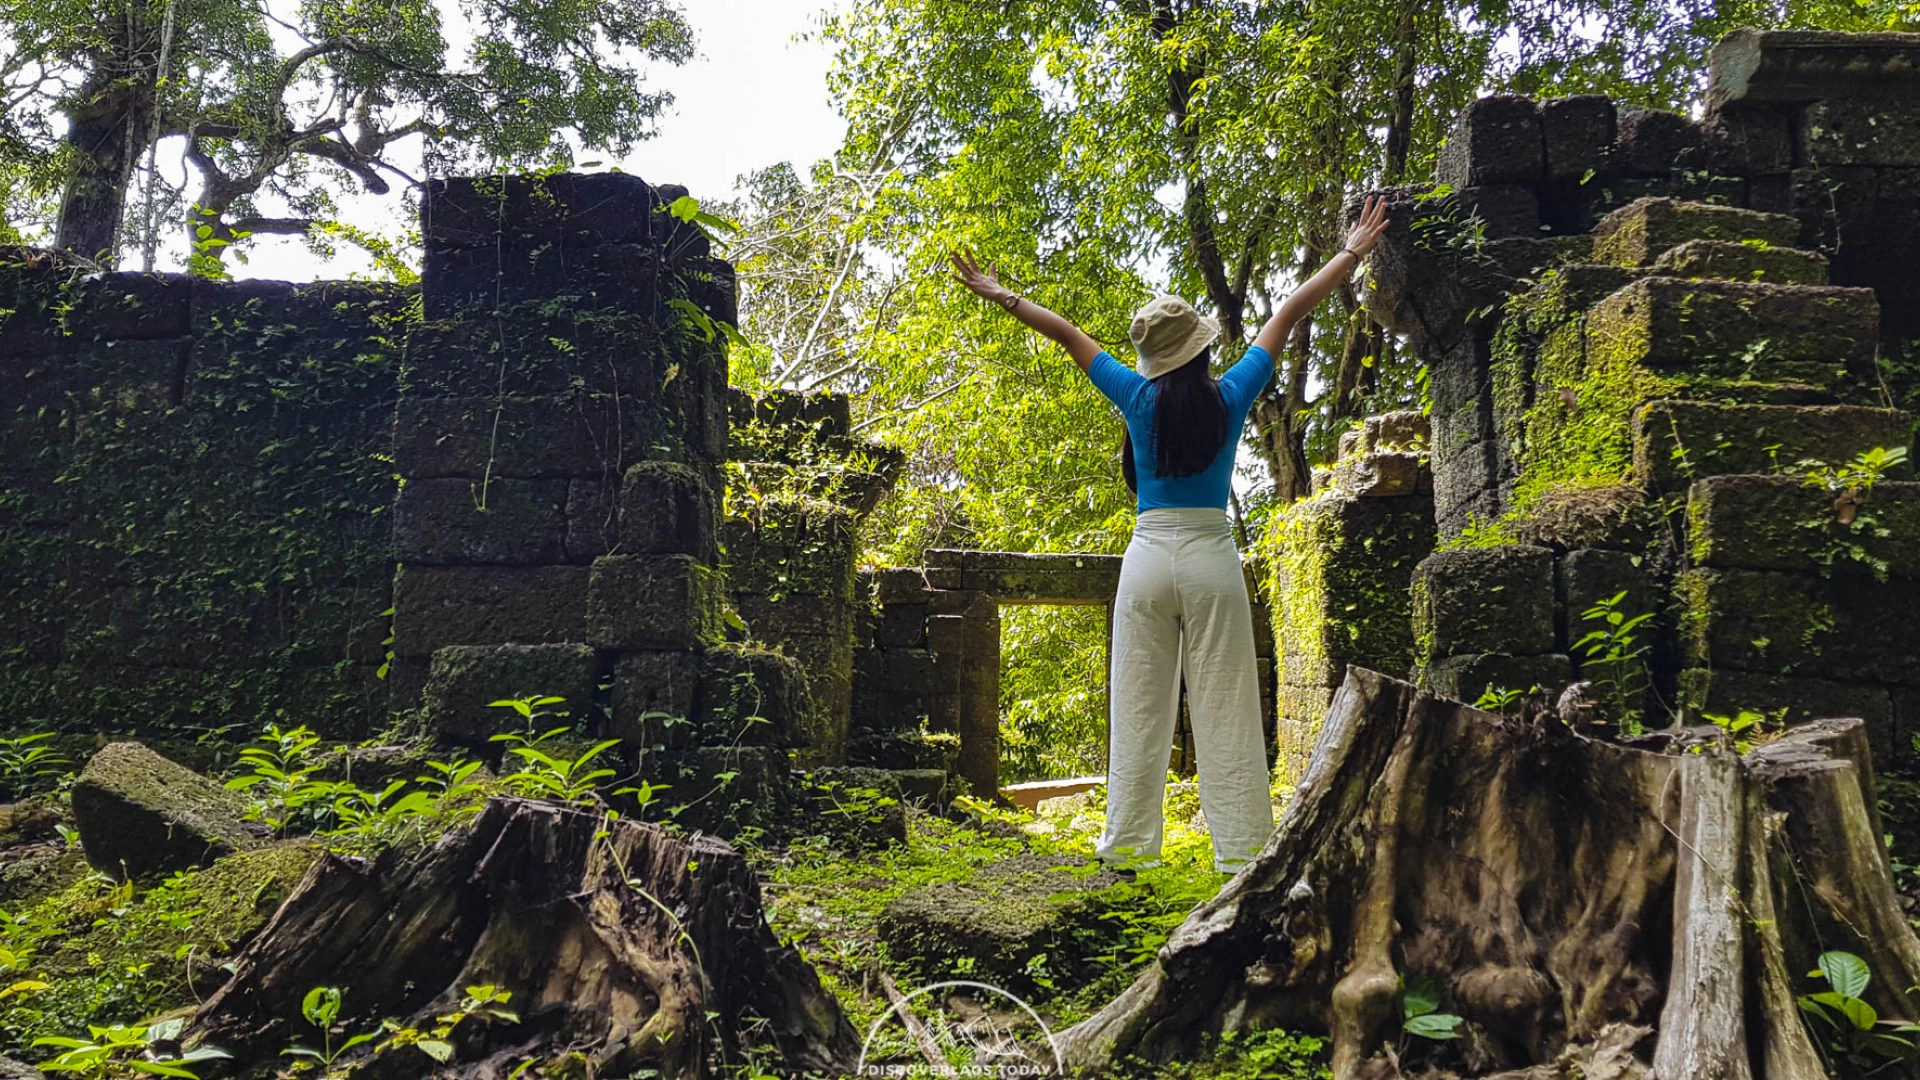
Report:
876,853,1128,994
71,742,259,879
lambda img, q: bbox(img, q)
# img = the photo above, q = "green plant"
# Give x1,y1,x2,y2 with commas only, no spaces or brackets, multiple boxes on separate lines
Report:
1572,591,1656,736
379,983,520,1064
1798,446,1910,500
1786,446,1911,579
1399,977,1463,1046
487,696,620,806
1701,708,1783,754
1798,949,1920,1072
0,732,70,798
1473,686,1529,711
284,987,379,1077
33,1017,230,1078
224,724,342,834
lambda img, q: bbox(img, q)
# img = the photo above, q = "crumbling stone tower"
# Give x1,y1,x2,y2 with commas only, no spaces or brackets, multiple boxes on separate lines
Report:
1350,30,1920,760
388,174,811,828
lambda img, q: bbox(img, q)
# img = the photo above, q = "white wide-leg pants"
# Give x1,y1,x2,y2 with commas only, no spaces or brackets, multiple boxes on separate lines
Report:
1096,507,1275,873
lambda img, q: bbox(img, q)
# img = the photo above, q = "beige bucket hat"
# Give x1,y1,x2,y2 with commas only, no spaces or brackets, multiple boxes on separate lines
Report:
1129,295,1220,380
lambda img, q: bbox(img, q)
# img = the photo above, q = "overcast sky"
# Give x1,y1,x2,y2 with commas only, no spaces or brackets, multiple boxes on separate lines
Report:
239,0,847,281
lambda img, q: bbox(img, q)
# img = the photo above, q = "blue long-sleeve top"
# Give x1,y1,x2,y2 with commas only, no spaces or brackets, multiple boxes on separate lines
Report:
1086,345,1274,512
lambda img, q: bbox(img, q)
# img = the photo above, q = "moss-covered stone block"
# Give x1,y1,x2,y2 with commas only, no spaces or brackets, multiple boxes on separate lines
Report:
1634,401,1911,492
1802,100,1920,168
700,643,809,748
620,460,718,562
1456,184,1542,239
1649,238,1829,285
1586,277,1878,376
394,477,569,564
1329,451,1429,498
1676,568,1920,684
1272,490,1437,686
1591,198,1800,267
1438,95,1545,187
71,742,259,879
586,554,724,650
1613,106,1703,176
802,766,907,849
609,650,701,749
1412,545,1556,662
391,564,590,658
645,745,794,838
421,644,602,745
1561,547,1659,635
394,393,653,479
876,854,1128,995
1703,105,1795,175
1687,475,1920,578
1680,668,1896,761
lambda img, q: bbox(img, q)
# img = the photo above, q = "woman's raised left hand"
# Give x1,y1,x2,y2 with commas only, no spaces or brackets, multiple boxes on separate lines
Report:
1344,196,1390,258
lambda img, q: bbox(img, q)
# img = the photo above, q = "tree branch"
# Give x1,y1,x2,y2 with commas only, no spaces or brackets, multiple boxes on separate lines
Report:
228,216,316,235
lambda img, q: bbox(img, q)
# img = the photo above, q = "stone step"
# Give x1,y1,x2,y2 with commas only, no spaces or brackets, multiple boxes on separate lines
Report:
1592,197,1802,267
1687,475,1920,577
1650,239,1828,286
1586,277,1880,383
1632,400,1911,490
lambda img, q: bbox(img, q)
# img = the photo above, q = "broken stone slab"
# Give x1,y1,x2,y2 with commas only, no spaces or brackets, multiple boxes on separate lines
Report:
1709,29,1920,110
1591,198,1801,267
1687,475,1920,578
1634,401,1911,491
876,853,1128,995
71,742,260,879
1649,238,1828,285
1412,545,1558,661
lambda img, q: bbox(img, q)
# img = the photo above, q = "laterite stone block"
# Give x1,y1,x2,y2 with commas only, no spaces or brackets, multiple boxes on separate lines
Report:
586,554,725,650
1591,198,1801,267
1680,668,1896,763
421,644,602,745
1425,653,1573,705
610,650,702,749
1687,475,1920,579
620,461,719,562
1540,95,1617,180
392,565,590,658
1439,95,1545,187
394,477,569,565
1801,101,1920,168
1614,106,1703,177
1677,568,1920,684
1649,239,1828,285
1586,277,1879,377
394,394,652,479
1633,401,1910,491
1413,545,1557,661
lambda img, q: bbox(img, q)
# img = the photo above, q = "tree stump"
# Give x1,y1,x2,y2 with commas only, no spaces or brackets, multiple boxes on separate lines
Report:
1059,667,1918,1078
187,798,858,1078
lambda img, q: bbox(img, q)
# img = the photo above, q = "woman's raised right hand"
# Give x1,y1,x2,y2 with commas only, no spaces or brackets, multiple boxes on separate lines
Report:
950,247,1015,306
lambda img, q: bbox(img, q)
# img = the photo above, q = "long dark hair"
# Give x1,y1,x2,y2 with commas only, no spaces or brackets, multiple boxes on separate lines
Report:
1121,350,1228,493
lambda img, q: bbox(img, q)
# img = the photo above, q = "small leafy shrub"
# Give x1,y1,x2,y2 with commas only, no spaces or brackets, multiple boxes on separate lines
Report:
1701,708,1783,755
1399,976,1463,1045
225,725,341,834
284,986,377,1078
33,1016,230,1078
1799,949,1920,1073
487,696,620,807
1573,591,1655,735
0,732,71,799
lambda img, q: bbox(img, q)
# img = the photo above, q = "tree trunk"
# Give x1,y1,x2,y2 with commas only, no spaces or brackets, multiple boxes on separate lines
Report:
186,798,859,1079
56,79,148,263
1059,668,1919,1077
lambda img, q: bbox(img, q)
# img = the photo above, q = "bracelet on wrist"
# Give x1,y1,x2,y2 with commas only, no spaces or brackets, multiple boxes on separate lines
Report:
999,294,1021,312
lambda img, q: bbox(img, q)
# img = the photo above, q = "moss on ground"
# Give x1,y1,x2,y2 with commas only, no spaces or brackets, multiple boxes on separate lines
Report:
0,841,318,1050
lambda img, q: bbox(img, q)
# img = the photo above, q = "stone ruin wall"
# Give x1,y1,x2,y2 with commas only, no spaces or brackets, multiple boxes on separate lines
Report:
1278,29,1920,773
9,29,1920,823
